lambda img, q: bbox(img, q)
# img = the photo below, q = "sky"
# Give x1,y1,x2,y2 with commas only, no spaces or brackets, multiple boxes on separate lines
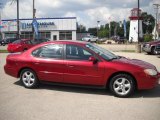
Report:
0,0,160,28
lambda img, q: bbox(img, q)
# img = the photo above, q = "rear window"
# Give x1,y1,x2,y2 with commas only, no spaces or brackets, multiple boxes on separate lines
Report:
12,40,21,44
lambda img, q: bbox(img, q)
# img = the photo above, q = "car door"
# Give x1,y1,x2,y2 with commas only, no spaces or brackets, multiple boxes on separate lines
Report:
63,44,105,86
32,44,64,82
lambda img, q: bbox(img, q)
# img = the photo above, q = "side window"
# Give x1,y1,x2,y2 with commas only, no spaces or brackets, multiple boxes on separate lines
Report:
66,45,92,60
24,40,32,44
32,44,63,59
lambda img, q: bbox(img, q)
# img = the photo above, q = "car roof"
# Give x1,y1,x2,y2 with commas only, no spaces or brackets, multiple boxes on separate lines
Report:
25,40,89,53
42,40,88,45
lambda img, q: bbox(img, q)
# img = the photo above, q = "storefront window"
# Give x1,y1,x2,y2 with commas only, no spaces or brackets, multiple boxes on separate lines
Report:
5,33,17,38
39,32,51,39
20,32,33,39
20,32,50,39
59,31,72,40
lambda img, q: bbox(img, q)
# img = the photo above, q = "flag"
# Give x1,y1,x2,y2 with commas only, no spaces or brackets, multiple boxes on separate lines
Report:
123,19,126,38
32,18,39,36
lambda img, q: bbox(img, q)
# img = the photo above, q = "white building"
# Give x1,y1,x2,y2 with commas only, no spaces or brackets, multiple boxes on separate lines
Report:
129,8,143,42
1,17,77,40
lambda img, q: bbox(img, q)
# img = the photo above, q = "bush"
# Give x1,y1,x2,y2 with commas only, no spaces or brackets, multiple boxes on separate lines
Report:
144,34,153,42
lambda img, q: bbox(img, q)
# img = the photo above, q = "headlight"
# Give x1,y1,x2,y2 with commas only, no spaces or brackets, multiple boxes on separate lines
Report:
144,69,158,76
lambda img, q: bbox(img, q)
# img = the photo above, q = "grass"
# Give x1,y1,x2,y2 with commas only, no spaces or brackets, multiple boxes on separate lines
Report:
120,50,135,53
0,50,8,53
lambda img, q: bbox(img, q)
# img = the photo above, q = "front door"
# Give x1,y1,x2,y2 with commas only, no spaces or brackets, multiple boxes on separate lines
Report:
63,44,105,86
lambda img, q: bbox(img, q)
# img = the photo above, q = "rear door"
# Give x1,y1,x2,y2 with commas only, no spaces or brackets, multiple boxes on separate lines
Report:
32,44,64,82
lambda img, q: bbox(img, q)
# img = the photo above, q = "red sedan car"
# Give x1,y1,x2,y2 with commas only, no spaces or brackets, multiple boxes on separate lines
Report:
7,39,33,53
4,41,160,97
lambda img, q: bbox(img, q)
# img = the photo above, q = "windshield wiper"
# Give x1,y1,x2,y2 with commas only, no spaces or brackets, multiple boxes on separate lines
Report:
109,57,118,61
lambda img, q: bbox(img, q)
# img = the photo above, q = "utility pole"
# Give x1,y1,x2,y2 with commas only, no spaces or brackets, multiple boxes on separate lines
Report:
33,0,36,39
0,3,2,39
153,4,160,40
138,0,140,43
17,0,19,38
97,21,100,37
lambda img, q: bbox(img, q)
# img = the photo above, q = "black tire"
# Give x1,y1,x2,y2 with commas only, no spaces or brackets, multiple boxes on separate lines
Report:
88,39,91,42
151,46,156,55
20,69,39,88
109,74,135,97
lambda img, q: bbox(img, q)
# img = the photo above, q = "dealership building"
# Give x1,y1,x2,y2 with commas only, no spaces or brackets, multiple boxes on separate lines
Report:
1,17,77,40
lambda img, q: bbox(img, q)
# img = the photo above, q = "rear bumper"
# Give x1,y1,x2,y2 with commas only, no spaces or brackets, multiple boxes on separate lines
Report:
4,65,18,78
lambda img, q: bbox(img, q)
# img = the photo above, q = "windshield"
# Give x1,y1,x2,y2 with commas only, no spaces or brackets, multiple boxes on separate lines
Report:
86,43,118,61
12,40,21,44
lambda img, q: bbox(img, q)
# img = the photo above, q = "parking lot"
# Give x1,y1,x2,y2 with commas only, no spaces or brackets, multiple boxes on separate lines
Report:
0,52,160,120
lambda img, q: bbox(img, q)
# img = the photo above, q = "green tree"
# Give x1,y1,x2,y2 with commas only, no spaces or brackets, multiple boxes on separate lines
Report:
76,23,87,33
88,27,97,36
141,12,155,34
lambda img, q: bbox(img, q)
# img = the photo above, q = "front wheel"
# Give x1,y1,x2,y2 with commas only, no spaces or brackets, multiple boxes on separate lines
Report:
109,74,135,97
20,69,39,88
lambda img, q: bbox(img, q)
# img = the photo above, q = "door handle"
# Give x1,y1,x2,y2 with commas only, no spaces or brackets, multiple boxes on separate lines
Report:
34,62,39,65
67,65,75,68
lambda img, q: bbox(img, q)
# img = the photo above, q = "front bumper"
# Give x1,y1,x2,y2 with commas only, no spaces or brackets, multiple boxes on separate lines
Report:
142,46,151,53
158,73,160,84
137,72,160,90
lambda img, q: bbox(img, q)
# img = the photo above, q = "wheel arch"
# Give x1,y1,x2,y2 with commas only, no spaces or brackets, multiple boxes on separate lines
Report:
106,71,138,89
18,67,37,78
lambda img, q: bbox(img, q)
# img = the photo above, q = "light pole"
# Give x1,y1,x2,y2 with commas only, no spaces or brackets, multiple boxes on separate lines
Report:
33,0,36,39
17,0,20,39
97,21,100,37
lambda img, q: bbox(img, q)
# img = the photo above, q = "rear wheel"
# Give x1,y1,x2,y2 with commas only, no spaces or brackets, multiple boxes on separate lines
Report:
20,69,39,88
109,74,135,97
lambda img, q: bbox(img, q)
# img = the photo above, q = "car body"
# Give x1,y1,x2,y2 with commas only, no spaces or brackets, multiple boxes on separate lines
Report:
7,39,33,53
82,36,98,42
4,41,160,97
1,38,19,46
114,37,125,44
97,38,107,43
142,40,160,54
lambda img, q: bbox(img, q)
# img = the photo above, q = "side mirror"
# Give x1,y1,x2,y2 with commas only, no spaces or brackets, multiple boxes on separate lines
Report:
89,56,98,64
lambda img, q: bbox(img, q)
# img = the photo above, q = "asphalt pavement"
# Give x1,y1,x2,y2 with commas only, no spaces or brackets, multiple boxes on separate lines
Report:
0,53,160,120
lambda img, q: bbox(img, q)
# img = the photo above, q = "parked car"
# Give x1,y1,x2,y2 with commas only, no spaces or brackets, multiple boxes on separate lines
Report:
7,39,33,53
97,38,107,43
32,38,50,45
155,44,160,55
142,40,160,55
0,39,5,46
82,36,98,42
4,41,160,97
